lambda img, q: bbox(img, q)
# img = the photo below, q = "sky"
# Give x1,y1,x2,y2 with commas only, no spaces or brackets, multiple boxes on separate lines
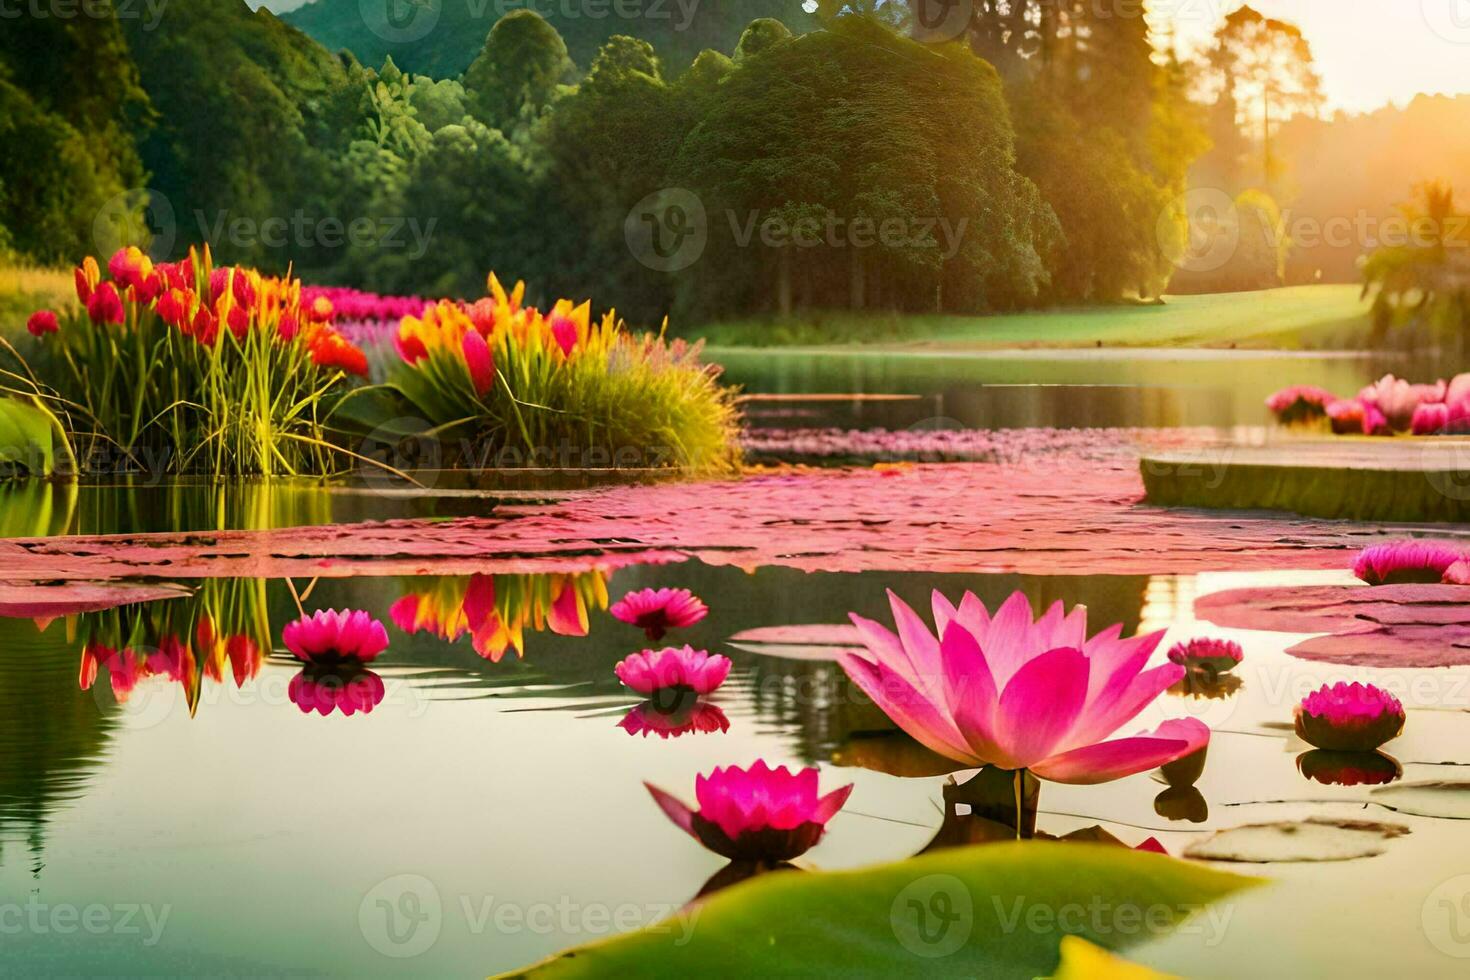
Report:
252,1,1470,115
1150,0,1470,114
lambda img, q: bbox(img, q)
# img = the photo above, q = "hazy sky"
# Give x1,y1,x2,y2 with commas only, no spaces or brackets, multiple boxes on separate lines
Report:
251,1,1469,114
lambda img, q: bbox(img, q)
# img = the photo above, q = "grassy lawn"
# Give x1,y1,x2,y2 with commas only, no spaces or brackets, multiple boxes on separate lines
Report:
693,284,1371,350
0,265,74,336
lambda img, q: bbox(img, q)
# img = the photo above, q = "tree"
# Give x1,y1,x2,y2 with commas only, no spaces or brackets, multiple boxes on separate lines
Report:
1208,6,1324,191
463,10,573,133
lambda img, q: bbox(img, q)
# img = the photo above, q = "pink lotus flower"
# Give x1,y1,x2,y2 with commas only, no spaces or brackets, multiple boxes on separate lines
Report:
1265,385,1334,423
840,590,1209,784
618,700,730,738
1447,373,1470,406
1412,402,1451,435
288,669,386,717
282,609,390,665
610,587,708,641
615,645,730,696
645,761,853,862
462,329,495,397
1294,682,1404,751
1325,399,1365,434
1353,540,1467,585
1166,637,1243,675
1414,380,1447,404
1360,374,1420,431
1360,402,1391,436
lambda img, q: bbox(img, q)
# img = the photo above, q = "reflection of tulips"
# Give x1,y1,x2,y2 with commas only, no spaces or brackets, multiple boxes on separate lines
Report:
288,668,386,717
391,572,608,662
842,590,1209,784
618,701,730,739
646,761,853,863
1296,749,1401,786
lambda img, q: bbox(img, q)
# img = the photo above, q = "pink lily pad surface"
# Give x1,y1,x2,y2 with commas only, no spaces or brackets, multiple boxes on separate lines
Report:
1195,584,1470,668
0,457,1424,585
0,580,191,619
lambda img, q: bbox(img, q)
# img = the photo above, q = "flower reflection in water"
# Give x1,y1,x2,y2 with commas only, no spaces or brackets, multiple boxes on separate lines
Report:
618,700,730,739
614,645,730,697
390,571,608,662
1296,749,1402,787
1153,745,1210,824
288,667,387,717
1169,670,1242,701
609,587,708,642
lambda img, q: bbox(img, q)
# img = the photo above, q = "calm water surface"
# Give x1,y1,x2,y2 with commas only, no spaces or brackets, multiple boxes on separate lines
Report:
2,562,1466,975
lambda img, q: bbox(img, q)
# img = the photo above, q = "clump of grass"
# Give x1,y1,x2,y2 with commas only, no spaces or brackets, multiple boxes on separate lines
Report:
379,275,741,474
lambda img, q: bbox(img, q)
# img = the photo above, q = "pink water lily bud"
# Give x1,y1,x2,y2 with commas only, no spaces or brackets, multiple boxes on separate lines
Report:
1166,637,1243,675
645,760,853,862
1360,374,1419,431
1353,540,1467,585
615,645,731,696
1325,399,1365,434
840,590,1209,784
1265,385,1333,423
610,587,708,641
282,609,390,665
1412,402,1451,435
1294,682,1405,752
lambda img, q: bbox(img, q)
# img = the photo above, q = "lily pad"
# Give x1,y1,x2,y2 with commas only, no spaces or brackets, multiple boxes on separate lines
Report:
512,842,1258,978
0,581,192,619
1369,781,1470,819
1184,818,1408,863
1195,584,1470,668
728,623,865,661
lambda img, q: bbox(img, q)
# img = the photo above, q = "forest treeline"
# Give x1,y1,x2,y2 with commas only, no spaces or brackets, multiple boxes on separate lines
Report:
1,1,1466,328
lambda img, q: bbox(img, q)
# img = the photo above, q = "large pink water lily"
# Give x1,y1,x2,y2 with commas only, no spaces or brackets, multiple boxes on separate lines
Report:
840,590,1209,784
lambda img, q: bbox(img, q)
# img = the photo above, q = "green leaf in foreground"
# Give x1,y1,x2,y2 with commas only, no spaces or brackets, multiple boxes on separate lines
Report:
0,396,59,476
509,842,1260,979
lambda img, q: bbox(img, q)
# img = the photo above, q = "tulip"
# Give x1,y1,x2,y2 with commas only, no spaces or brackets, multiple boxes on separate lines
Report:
74,257,100,304
462,328,495,397
609,587,709,642
282,609,390,665
645,761,853,862
86,282,125,325
26,310,58,337
615,645,731,697
1295,682,1404,752
840,590,1209,784
549,314,578,356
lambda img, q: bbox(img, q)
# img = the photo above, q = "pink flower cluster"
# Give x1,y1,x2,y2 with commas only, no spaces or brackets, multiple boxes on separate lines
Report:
1353,540,1470,585
1271,373,1470,435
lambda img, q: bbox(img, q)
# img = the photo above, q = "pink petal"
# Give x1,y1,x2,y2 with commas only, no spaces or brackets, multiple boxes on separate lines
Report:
888,590,943,684
993,646,1091,769
839,654,977,764
982,591,1038,686
940,622,1002,761
645,782,697,839
813,782,854,824
1068,661,1185,749
1031,718,1210,785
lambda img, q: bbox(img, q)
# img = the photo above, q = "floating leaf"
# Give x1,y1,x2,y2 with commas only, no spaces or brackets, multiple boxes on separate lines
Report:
1184,819,1408,863
1369,781,1470,820
512,842,1258,978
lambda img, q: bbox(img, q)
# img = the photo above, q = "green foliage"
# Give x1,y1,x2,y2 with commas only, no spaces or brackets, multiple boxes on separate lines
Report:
463,10,573,132
734,17,792,60
515,842,1259,978
0,395,68,478
1361,181,1470,354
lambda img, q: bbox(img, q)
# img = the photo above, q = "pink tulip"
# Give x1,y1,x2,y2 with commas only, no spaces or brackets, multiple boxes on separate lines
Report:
1166,637,1243,675
282,609,390,665
1353,540,1467,585
615,645,731,696
1295,683,1404,752
26,310,59,337
549,314,578,356
618,701,730,739
645,760,853,862
840,590,1209,784
545,580,589,637
610,587,708,641
461,329,495,397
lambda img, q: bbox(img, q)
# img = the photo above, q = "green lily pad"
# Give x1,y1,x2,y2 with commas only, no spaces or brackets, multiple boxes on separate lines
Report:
511,842,1258,978
1370,781,1470,819
1184,819,1408,863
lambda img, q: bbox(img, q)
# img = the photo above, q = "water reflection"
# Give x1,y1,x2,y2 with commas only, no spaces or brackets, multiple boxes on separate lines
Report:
1296,750,1402,787
618,701,730,739
390,572,609,662
288,667,387,717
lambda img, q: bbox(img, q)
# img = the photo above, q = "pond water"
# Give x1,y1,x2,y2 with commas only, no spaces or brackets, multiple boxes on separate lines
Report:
2,560,1467,975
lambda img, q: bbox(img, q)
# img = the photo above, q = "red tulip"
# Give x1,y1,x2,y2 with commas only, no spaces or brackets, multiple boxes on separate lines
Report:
86,282,125,325
26,310,58,337
74,257,100,304
461,328,495,397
